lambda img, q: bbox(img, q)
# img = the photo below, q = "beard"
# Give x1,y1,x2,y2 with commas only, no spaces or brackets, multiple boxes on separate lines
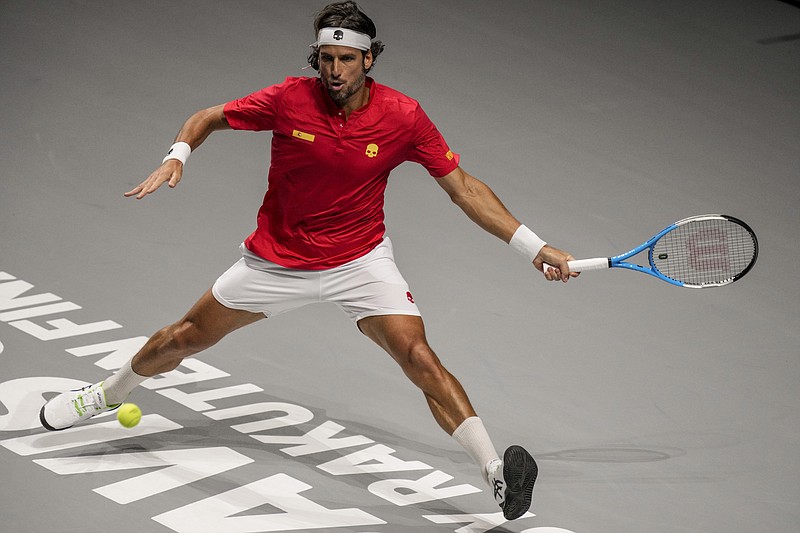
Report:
326,67,366,106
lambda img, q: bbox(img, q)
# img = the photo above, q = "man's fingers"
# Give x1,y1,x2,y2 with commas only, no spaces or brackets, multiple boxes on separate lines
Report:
542,259,577,282
136,185,153,199
557,257,576,282
125,162,183,199
543,263,561,281
123,185,143,197
127,180,158,199
168,169,182,188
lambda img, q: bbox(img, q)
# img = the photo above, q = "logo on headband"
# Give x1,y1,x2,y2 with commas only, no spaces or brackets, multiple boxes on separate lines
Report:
333,30,344,40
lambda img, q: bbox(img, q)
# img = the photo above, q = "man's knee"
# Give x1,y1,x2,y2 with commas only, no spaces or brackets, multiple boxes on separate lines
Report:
400,341,446,384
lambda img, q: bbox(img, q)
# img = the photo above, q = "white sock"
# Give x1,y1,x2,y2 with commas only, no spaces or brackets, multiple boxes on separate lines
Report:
102,359,148,404
451,416,501,485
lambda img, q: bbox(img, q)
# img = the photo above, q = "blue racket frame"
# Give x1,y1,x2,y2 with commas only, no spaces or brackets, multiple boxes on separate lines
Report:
565,214,759,288
610,222,683,286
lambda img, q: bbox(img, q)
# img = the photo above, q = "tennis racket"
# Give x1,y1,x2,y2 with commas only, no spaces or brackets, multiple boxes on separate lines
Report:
555,214,758,288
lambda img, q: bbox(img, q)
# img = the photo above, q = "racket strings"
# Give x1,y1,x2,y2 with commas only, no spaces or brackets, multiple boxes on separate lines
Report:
652,218,757,287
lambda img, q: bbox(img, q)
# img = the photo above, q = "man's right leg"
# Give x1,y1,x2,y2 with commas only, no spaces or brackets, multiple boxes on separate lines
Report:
40,289,264,430
130,288,264,377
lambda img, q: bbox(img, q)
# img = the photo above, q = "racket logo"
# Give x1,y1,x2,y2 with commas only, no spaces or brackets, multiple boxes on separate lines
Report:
687,227,730,272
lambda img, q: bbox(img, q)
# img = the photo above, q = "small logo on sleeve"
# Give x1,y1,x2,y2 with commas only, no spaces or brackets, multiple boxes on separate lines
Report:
445,150,454,160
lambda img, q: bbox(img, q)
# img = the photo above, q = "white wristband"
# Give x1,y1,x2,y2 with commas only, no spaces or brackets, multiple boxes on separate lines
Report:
509,224,546,264
162,142,191,165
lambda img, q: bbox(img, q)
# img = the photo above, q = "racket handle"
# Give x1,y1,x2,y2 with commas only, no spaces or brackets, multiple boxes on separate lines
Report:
543,257,610,273
568,258,610,272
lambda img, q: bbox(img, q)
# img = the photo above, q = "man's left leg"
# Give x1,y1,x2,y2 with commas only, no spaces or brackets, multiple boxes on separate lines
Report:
357,314,538,520
358,314,474,432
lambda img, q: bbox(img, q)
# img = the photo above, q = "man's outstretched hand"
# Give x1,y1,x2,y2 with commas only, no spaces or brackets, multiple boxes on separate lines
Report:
124,159,183,199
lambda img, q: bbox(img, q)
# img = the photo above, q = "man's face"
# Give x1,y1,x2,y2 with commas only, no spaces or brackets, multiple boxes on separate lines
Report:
318,45,372,107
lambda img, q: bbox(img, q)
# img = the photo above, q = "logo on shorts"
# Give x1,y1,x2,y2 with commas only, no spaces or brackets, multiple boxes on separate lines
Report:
406,291,414,303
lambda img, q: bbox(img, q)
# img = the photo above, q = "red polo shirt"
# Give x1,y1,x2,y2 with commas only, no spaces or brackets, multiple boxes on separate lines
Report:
223,76,459,270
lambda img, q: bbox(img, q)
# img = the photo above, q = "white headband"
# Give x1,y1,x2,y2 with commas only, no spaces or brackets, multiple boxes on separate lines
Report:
313,27,372,51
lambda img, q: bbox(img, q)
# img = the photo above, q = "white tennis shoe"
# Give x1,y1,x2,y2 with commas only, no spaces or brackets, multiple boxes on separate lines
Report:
39,382,121,431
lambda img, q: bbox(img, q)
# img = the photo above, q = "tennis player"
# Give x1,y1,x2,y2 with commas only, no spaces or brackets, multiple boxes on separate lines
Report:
40,1,576,520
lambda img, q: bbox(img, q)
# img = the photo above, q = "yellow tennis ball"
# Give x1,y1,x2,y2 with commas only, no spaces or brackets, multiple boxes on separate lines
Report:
117,403,142,428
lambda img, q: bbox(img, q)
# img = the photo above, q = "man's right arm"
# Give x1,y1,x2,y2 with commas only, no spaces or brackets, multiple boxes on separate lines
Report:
124,104,231,199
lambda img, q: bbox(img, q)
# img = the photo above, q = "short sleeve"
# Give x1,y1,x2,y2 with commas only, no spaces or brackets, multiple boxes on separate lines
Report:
407,106,460,178
223,78,297,131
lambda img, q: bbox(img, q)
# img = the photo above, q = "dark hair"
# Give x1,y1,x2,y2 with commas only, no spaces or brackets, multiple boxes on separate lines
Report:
307,1,385,72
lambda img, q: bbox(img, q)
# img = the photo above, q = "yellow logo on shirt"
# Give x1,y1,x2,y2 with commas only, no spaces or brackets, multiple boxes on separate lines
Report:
365,143,379,158
292,130,315,142
445,150,454,160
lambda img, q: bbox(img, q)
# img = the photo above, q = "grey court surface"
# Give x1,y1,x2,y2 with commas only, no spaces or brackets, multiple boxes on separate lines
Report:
1,1,798,532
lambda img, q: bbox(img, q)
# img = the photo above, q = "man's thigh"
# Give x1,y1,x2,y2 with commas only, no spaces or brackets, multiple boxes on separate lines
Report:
179,288,265,343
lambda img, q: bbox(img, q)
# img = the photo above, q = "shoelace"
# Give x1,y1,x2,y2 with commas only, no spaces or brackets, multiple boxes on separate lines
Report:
71,386,102,415
492,478,505,501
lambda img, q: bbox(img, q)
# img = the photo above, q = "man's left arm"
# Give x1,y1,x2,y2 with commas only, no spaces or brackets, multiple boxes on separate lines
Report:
436,166,577,282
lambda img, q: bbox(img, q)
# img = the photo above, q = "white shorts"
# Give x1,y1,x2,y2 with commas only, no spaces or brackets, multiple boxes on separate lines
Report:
211,237,421,324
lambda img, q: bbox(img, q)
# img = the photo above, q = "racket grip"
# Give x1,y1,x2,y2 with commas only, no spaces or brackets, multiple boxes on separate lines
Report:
567,258,610,272
543,257,609,273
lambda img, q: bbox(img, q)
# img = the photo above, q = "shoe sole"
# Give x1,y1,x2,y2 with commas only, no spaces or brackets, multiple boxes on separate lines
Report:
502,445,538,520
